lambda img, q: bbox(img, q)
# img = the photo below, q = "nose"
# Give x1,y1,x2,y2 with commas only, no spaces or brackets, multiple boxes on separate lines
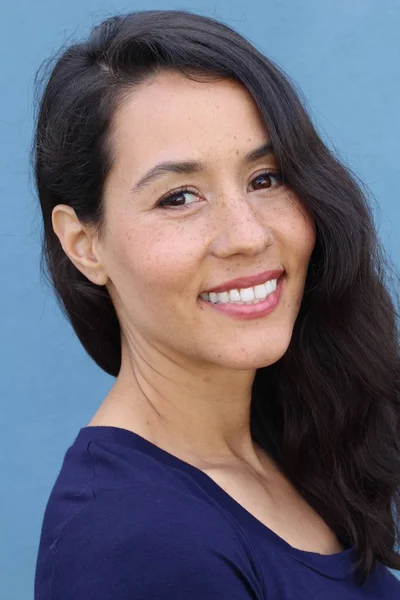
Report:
210,192,274,258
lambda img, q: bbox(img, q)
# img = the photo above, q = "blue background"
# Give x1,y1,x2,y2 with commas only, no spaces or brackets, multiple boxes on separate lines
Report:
1,0,399,596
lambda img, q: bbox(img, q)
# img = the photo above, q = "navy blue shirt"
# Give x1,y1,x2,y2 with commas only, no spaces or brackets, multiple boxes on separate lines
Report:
35,425,400,599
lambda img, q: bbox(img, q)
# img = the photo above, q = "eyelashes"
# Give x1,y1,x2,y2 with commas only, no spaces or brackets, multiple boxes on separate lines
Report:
156,170,284,210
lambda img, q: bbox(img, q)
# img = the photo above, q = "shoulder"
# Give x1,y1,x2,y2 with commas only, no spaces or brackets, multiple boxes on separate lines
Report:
54,484,243,556
49,485,263,599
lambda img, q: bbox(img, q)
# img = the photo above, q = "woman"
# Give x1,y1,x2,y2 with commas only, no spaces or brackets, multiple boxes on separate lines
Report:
33,9,400,599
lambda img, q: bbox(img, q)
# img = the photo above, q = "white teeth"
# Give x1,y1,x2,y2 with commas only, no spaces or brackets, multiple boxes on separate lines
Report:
270,279,277,293
228,289,241,302
200,278,278,305
240,287,255,302
254,283,268,299
209,292,219,304
217,291,230,303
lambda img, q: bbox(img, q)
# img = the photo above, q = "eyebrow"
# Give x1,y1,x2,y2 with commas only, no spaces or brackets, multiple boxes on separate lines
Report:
131,141,274,193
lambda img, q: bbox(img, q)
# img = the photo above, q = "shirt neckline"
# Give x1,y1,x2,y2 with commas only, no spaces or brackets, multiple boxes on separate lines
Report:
77,424,357,579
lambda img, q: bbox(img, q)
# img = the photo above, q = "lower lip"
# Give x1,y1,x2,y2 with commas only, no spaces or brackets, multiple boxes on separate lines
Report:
198,275,284,320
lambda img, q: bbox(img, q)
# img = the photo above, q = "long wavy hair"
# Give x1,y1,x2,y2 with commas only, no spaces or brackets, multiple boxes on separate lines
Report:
31,9,400,582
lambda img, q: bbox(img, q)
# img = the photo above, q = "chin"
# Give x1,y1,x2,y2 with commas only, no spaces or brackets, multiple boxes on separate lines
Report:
209,341,291,370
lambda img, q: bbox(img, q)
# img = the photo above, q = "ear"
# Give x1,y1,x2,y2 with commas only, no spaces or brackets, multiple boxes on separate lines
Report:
51,204,109,286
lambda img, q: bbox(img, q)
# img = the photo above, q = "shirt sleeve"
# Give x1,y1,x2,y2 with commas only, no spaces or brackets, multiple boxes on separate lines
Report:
51,486,263,600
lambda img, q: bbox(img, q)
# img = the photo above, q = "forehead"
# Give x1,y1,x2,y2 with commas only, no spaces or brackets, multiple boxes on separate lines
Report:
109,71,269,165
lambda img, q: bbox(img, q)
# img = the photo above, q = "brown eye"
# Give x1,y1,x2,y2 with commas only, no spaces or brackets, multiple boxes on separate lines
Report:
157,188,199,209
249,171,283,191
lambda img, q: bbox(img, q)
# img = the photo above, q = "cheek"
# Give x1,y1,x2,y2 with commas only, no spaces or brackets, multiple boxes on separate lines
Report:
108,219,203,299
275,197,316,267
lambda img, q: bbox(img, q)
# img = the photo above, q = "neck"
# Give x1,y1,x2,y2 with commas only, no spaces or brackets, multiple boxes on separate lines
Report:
92,336,261,467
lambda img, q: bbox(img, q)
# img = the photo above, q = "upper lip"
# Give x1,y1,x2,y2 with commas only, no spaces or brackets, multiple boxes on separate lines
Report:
202,268,284,294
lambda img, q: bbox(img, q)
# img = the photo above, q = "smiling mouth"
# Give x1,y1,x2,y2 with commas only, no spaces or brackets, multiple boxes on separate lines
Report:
199,276,279,306
198,274,284,320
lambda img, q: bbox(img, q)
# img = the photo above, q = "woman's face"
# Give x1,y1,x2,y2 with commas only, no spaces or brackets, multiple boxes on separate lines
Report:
97,70,315,370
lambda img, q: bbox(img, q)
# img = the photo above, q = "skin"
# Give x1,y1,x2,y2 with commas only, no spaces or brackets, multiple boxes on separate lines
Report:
52,70,316,499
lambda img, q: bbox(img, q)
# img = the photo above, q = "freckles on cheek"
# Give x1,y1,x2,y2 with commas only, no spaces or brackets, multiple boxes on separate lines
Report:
284,200,315,249
128,226,202,294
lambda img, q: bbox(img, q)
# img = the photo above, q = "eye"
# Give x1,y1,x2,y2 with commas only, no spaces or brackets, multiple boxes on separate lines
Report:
248,170,283,191
156,170,284,210
157,187,199,209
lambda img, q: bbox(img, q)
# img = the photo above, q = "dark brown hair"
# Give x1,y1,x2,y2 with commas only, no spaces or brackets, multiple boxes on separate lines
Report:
31,9,400,583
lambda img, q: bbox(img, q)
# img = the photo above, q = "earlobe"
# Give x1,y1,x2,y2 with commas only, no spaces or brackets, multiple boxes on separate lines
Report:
51,205,109,286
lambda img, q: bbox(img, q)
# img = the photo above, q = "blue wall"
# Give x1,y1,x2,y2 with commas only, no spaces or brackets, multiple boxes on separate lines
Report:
1,1,399,596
